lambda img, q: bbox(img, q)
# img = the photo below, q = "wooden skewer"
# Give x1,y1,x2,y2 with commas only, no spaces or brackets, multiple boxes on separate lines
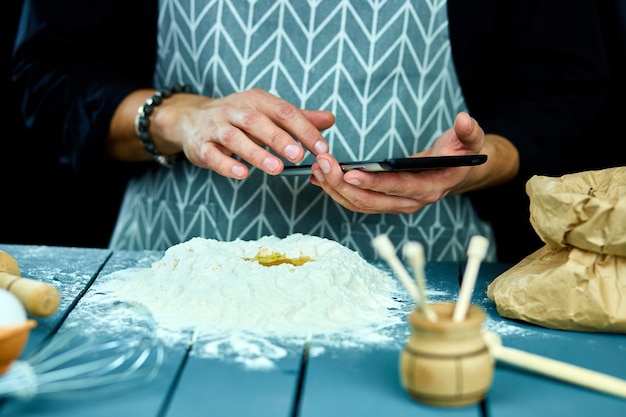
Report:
372,235,436,321
402,242,437,322
482,330,626,399
452,235,489,322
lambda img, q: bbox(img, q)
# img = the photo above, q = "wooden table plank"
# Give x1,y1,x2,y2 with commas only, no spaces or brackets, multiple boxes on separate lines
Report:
3,244,625,417
0,249,188,417
299,262,483,416
474,263,626,417
165,354,304,417
0,244,111,358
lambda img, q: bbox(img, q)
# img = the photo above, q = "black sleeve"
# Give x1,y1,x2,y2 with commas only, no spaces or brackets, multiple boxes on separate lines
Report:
12,0,158,173
448,0,610,262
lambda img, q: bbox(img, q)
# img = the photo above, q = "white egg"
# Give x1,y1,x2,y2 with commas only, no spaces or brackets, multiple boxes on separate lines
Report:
0,289,27,326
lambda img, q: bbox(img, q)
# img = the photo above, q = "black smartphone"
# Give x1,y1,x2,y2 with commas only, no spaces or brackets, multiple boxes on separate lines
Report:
280,154,487,176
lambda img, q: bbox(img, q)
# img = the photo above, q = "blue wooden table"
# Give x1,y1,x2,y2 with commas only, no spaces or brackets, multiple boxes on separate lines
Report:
0,243,625,417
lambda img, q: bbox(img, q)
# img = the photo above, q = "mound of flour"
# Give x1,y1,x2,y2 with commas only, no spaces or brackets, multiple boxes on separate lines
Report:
80,234,407,369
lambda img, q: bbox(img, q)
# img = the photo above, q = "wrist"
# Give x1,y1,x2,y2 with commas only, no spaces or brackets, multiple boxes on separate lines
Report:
134,84,193,167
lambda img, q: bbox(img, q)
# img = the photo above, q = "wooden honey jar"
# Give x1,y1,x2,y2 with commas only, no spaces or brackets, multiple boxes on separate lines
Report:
400,302,493,407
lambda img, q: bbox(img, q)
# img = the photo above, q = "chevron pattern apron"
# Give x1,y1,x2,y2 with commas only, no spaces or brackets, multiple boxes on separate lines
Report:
110,0,496,261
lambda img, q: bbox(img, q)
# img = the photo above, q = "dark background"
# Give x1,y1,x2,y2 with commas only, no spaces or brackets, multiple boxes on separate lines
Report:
2,1,625,257
1,0,127,248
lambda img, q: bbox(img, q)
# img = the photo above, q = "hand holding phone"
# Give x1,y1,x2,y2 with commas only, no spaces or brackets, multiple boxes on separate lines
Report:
280,154,487,176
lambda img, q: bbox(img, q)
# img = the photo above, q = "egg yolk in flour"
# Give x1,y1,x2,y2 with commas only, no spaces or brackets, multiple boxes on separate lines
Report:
244,249,313,267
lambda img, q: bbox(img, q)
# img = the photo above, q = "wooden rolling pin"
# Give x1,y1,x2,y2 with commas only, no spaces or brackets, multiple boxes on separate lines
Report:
0,250,60,317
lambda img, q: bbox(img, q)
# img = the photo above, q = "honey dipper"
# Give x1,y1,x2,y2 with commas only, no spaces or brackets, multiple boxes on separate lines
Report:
0,250,60,317
482,330,626,399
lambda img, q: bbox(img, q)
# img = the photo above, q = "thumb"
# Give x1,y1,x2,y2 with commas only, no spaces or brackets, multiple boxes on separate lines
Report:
454,112,484,152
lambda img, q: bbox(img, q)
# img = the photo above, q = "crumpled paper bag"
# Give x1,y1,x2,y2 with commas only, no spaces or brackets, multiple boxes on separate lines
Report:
528,167,626,256
487,166,626,333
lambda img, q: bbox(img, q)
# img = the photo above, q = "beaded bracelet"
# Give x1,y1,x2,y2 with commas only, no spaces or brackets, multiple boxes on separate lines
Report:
134,84,193,167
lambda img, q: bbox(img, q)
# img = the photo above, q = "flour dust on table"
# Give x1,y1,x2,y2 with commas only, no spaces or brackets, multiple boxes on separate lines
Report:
73,234,412,370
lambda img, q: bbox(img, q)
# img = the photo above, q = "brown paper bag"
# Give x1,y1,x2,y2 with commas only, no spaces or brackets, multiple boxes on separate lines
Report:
527,167,626,256
487,166,626,333
487,245,626,332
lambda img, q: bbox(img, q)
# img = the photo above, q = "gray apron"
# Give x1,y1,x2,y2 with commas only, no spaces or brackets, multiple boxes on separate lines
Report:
110,0,496,261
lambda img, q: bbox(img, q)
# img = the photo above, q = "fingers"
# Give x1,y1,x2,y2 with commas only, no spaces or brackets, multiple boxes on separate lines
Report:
306,112,488,214
234,89,330,157
302,109,335,131
196,141,249,179
177,90,333,178
310,154,433,214
183,109,286,178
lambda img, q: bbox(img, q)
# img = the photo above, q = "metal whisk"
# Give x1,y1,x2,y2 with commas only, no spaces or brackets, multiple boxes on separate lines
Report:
0,331,164,400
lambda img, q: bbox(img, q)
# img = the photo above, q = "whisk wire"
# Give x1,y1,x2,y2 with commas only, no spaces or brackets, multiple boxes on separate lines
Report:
0,332,164,400
36,350,160,394
31,336,140,373
34,349,138,385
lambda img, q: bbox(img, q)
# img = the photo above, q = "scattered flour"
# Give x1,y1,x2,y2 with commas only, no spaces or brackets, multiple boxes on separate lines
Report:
75,234,409,370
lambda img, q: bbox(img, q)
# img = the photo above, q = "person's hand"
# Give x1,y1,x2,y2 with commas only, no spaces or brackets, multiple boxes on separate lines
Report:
309,112,519,214
149,89,334,178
